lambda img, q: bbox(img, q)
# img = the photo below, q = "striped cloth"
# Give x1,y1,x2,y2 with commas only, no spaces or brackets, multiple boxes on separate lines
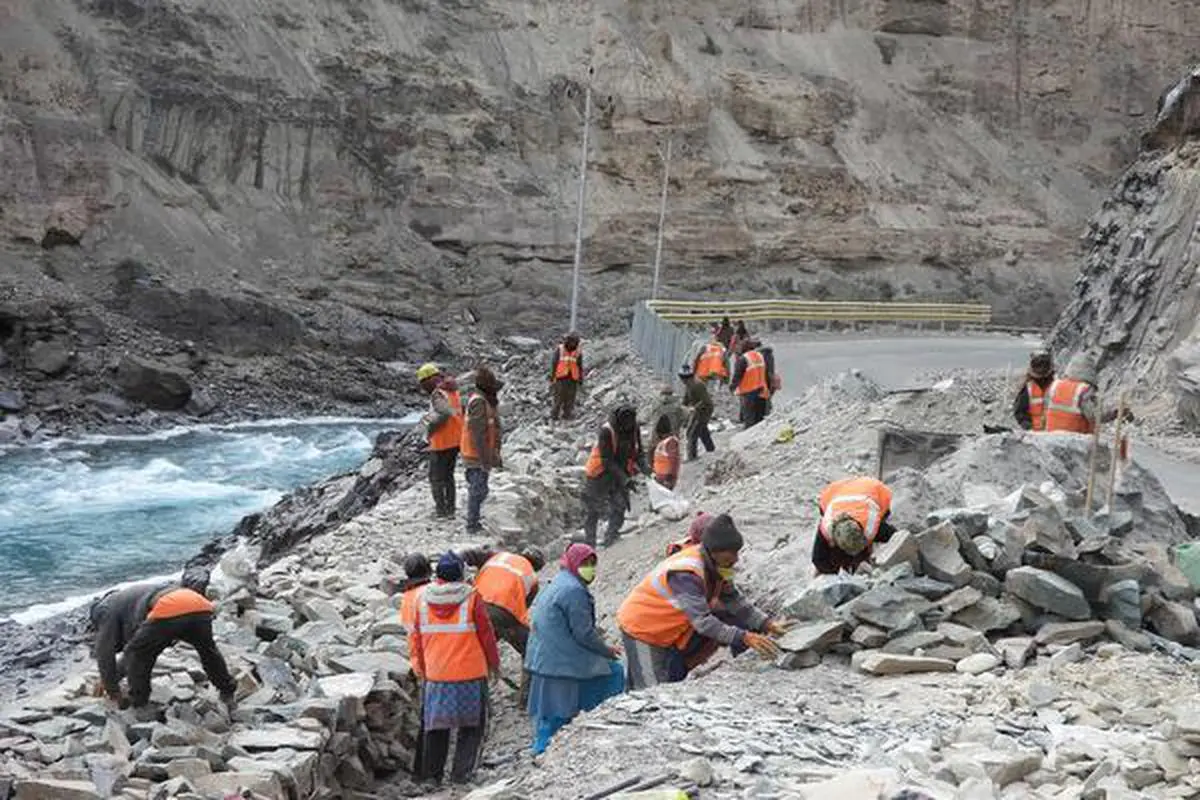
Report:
422,679,487,731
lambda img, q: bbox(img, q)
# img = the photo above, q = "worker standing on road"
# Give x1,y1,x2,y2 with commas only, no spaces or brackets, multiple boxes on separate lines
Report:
730,340,776,429
581,404,648,548
812,476,897,574
617,514,787,689
90,567,237,720
461,365,503,534
651,415,681,490
550,332,584,421
679,363,715,461
1013,347,1055,431
418,363,464,519
525,543,624,755
411,552,500,785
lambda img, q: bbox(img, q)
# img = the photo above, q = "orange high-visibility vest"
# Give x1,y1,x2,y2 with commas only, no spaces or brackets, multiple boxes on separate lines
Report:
584,423,636,479
554,345,582,381
399,584,426,630
695,343,728,380
460,393,499,460
617,545,712,650
474,553,537,626
1044,379,1093,434
653,436,680,484
736,351,768,397
146,588,214,621
1027,381,1047,431
428,389,464,452
416,591,488,682
817,477,892,546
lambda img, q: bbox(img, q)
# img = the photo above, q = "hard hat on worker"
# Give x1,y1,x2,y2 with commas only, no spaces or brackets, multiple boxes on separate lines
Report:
416,363,441,382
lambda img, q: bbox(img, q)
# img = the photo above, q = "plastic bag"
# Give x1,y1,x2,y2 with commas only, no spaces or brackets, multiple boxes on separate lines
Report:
647,479,690,520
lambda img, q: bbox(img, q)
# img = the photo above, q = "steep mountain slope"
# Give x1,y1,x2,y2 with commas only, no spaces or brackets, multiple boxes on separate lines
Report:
3,0,1199,422
1052,68,1200,430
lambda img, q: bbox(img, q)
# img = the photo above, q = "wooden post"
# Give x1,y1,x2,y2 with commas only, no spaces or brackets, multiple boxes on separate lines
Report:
1105,393,1128,511
1084,421,1102,516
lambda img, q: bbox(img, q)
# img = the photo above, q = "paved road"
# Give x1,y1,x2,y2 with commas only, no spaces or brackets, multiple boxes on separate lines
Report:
767,333,1198,516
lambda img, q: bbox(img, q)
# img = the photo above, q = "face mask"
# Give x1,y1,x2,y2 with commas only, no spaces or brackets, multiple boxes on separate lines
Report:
718,566,737,581
577,565,596,584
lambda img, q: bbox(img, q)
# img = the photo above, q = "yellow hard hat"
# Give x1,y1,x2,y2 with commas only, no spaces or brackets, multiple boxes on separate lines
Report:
416,363,440,381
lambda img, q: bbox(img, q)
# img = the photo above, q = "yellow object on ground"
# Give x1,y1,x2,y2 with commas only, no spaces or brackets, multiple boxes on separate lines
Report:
774,425,795,444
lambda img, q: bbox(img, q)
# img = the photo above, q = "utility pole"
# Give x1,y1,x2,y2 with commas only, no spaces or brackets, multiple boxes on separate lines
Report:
569,67,594,333
651,137,672,300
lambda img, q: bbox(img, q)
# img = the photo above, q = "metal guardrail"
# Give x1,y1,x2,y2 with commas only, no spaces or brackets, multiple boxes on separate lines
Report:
631,298,997,380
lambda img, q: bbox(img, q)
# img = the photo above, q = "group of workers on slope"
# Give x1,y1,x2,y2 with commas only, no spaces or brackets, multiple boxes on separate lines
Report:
1012,347,1132,434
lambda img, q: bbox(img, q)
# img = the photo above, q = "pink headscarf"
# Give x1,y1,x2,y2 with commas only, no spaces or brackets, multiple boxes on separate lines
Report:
560,543,597,576
686,512,713,545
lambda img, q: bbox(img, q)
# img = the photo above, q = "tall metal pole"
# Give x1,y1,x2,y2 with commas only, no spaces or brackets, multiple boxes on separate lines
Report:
569,72,593,333
651,138,672,300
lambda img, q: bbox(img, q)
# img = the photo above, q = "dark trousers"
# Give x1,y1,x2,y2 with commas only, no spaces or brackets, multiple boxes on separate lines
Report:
484,602,531,707
465,467,490,531
124,612,236,707
739,394,768,429
428,448,459,517
552,380,579,420
422,709,487,784
582,479,627,548
686,415,715,460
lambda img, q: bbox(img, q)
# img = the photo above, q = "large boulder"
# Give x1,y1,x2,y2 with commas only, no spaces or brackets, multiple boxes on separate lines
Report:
114,356,193,410
26,339,71,376
1005,567,1091,620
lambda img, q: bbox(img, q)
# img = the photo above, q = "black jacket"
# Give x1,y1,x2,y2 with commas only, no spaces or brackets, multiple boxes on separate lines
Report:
1013,374,1054,430
91,582,176,695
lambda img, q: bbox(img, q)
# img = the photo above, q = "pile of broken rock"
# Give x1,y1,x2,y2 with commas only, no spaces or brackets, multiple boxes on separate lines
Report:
0,544,420,800
773,476,1200,678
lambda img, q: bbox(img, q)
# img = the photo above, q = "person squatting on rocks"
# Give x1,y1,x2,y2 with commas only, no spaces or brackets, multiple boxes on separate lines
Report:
550,332,584,421
645,383,686,455
524,543,625,755
1013,347,1055,431
461,545,546,705
693,333,729,387
418,363,463,519
582,404,648,548
679,362,715,461
812,476,897,575
617,514,787,689
462,365,503,534
652,415,681,490
666,511,712,557
90,567,236,718
731,340,776,429
410,552,500,785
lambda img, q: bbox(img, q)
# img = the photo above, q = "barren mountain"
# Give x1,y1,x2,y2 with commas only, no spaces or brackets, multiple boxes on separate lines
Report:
3,0,1199,424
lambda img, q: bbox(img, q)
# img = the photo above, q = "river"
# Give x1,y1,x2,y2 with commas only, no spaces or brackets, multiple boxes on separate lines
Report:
0,416,416,623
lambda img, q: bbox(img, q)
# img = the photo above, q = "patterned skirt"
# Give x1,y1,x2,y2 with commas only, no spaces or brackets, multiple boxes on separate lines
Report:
422,679,487,731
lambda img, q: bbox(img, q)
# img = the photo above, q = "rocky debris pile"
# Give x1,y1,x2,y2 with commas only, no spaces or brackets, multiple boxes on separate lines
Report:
0,544,423,800
1051,70,1200,431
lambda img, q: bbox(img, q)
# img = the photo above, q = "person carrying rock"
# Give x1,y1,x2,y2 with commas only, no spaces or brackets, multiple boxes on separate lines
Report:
418,363,464,519
90,567,236,718
550,332,584,421
645,383,686,455
652,414,681,490
410,552,500,785
730,340,775,429
525,543,624,755
461,365,503,534
1013,346,1055,431
582,404,648,548
617,514,786,689
812,476,897,575
679,362,715,461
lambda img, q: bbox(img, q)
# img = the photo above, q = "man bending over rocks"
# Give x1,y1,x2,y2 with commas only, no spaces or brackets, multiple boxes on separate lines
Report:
90,567,236,718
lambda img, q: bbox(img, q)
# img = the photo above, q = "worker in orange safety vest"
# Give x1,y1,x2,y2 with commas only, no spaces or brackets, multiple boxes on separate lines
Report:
813,476,897,574
1013,347,1055,431
550,332,585,421
730,340,776,430
581,404,648,548
418,363,464,519
410,552,500,784
651,415,681,490
618,514,787,689
1044,352,1100,434
693,338,729,385
464,547,547,656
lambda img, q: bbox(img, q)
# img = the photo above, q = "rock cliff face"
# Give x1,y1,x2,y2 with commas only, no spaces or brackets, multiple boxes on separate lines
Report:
1052,68,1200,430
3,0,1200,422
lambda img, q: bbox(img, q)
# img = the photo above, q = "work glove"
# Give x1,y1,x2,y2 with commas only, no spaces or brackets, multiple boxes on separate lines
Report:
764,619,795,636
743,632,783,660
